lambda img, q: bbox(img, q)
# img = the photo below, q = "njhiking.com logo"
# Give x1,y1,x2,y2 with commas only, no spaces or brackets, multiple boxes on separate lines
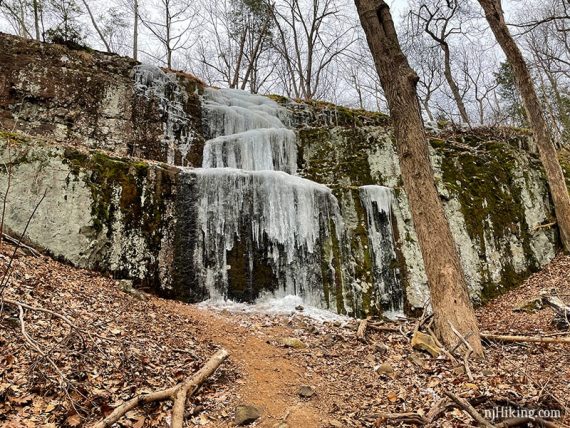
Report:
483,406,562,422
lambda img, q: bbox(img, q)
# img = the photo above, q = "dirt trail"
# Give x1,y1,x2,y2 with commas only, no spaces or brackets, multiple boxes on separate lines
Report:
3,246,569,427
161,301,329,427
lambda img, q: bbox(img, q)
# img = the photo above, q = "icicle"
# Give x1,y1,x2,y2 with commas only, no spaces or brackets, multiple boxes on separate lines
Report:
359,185,403,314
132,64,196,164
183,168,345,309
202,129,297,174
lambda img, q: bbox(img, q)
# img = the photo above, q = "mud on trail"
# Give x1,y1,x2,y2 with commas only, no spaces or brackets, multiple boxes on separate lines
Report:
1,244,569,427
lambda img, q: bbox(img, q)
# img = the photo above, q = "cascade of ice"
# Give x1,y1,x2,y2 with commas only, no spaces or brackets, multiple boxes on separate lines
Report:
180,168,345,308
202,88,297,174
173,86,402,316
359,186,403,313
132,64,196,164
202,129,297,174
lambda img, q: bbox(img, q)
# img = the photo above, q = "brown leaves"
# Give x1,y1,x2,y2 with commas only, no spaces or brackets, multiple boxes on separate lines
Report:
0,243,235,427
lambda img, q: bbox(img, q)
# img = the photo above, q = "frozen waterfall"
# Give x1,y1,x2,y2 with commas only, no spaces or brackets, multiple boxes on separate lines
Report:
359,186,403,313
202,129,297,174
202,88,297,173
176,168,345,309
171,86,402,317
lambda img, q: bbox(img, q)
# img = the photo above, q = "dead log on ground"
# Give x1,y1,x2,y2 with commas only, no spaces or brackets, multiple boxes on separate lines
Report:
90,348,229,428
374,411,428,425
1,233,41,256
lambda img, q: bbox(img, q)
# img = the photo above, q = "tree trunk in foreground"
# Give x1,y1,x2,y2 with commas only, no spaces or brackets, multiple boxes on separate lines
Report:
478,0,570,252
354,0,483,356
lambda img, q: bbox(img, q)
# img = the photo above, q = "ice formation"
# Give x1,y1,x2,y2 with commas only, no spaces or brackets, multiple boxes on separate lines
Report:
178,168,346,309
132,64,196,164
202,88,297,173
202,128,297,174
173,87,401,316
359,185,403,313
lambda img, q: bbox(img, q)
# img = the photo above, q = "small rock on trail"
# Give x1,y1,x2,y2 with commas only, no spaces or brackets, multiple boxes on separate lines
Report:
235,405,261,426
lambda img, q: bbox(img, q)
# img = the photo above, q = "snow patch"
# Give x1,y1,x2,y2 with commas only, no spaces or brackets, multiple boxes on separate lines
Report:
198,294,349,324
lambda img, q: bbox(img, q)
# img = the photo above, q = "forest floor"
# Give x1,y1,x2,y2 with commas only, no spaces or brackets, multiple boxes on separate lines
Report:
0,243,569,428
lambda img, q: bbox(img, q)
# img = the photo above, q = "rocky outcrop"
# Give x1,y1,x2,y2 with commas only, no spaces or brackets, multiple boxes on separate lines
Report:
0,132,178,290
294,122,557,309
0,33,204,166
0,33,564,315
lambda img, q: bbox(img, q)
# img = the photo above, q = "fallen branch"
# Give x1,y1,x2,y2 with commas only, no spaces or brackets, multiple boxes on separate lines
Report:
482,333,570,344
1,233,40,256
533,221,556,231
426,398,455,423
90,348,229,428
444,391,494,428
374,411,428,425
367,323,402,333
17,304,69,385
2,298,115,343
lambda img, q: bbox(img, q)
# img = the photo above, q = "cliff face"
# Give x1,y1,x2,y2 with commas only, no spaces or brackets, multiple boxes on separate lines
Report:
0,33,562,315
0,34,205,166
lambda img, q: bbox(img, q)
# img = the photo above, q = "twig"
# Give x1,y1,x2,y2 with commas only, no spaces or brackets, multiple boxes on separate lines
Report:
0,144,13,250
17,304,70,386
2,298,116,343
463,349,474,381
426,398,455,423
0,188,47,300
444,391,494,428
367,323,401,333
533,221,557,231
426,324,457,363
374,411,428,426
90,349,229,428
448,321,474,352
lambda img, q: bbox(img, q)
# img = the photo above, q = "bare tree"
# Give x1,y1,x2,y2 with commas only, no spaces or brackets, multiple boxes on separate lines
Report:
402,28,445,123
410,0,471,125
1,0,33,38
521,1,570,146
271,0,356,100
139,0,197,69
81,0,110,52
354,0,484,355
478,0,570,252
459,47,499,125
195,0,274,92
133,0,138,60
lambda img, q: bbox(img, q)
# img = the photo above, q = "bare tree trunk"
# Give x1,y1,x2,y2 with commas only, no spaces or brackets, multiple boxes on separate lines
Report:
19,3,27,37
478,0,570,252
354,0,483,356
442,43,470,125
165,3,172,69
231,28,248,89
240,18,271,91
33,0,40,40
81,0,111,52
133,0,138,61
